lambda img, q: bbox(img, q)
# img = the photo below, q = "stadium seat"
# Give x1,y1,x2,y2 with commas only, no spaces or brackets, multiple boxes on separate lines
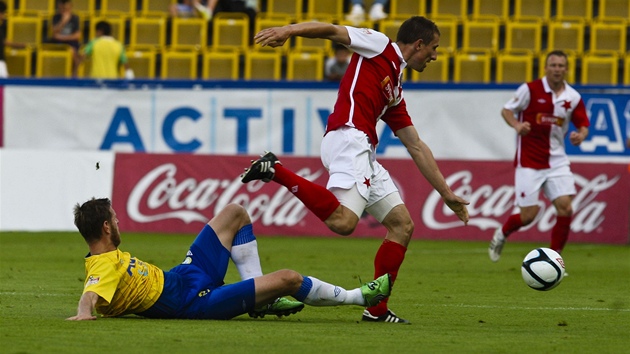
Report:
5,47,33,78
100,0,136,18
427,0,467,21
161,50,198,79
496,51,534,84
6,16,43,47
504,20,542,55
130,17,166,49
379,19,405,42
461,19,499,54
89,16,126,45
254,15,293,52
389,0,427,19
555,0,593,24
70,0,93,18
411,50,450,83
212,12,250,52
202,50,240,80
306,0,343,22
547,20,585,56
263,0,303,22
470,0,509,22
244,51,282,80
453,51,491,83
581,54,619,85
624,55,630,86
16,0,55,17
539,51,577,84
36,44,73,78
125,48,157,79
294,19,333,54
589,22,627,56
141,0,176,18
171,18,208,50
433,18,457,54
512,0,550,23
286,50,324,81
596,0,630,23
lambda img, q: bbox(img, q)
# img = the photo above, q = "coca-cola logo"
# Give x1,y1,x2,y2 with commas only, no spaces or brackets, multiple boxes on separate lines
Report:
423,171,619,233
126,163,324,226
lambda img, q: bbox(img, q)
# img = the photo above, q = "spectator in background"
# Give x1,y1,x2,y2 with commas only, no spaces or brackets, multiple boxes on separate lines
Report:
325,43,351,81
49,0,81,76
169,0,197,18
193,0,258,21
81,21,133,79
0,0,28,78
346,0,389,25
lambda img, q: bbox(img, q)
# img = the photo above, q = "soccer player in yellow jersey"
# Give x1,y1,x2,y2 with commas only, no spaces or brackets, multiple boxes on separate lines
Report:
67,198,392,320
81,21,133,79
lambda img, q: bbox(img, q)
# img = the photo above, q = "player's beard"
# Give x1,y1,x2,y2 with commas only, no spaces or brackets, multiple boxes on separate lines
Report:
111,224,122,247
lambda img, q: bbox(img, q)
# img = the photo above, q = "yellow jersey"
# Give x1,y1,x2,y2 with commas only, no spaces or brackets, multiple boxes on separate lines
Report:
83,249,164,317
83,36,128,79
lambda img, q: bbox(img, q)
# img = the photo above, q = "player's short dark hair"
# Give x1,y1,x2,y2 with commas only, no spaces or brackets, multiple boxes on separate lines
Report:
95,20,112,36
0,1,7,14
545,50,568,67
74,198,113,244
396,16,440,46
58,0,72,5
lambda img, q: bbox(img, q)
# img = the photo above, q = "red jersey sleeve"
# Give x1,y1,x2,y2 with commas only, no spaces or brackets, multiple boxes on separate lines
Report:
381,98,414,134
571,99,590,128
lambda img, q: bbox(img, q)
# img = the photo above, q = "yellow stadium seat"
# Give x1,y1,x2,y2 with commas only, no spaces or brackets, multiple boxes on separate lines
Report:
294,19,332,53
254,16,293,52
513,0,550,23
504,20,542,54
461,19,499,54
581,54,619,85
212,12,250,52
306,0,343,22
171,18,207,50
389,0,427,19
539,51,577,84
496,51,534,83
453,51,491,83
287,50,324,81
625,55,630,85
555,0,593,23
244,51,282,80
433,18,457,54
470,0,509,22
125,48,157,79
7,16,43,47
16,0,54,17
70,0,94,17
547,20,585,56
202,50,240,80
142,0,176,18
89,16,126,45
130,17,166,49
589,22,627,56
597,0,630,23
36,44,73,78
5,47,33,78
428,0,467,21
379,19,405,42
161,50,198,79
411,51,450,83
100,0,136,17
263,0,303,22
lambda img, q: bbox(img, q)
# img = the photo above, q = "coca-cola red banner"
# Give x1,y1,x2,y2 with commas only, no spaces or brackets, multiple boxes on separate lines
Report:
112,153,629,244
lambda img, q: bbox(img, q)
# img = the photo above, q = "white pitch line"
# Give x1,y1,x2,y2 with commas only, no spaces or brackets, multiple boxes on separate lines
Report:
414,303,630,312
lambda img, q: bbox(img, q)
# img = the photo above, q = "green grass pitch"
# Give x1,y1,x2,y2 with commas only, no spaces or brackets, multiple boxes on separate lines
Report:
1,232,628,353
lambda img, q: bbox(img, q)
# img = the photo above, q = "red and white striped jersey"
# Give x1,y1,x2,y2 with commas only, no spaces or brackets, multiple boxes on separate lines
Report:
504,76,590,170
325,26,414,146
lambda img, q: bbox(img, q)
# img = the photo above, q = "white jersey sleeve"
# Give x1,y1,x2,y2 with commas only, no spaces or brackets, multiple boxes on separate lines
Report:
503,83,530,113
345,26,390,59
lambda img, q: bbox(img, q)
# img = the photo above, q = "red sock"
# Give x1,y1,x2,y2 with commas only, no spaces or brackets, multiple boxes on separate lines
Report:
367,240,407,316
502,214,524,237
272,164,340,221
550,216,571,253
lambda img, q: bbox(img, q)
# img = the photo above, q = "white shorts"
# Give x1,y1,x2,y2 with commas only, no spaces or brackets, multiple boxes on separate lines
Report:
514,165,577,207
321,127,403,221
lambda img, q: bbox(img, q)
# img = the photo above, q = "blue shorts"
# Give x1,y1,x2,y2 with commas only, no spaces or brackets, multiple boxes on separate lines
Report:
139,225,256,319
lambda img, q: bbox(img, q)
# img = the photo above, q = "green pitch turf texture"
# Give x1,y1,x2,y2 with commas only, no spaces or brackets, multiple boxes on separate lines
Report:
1,232,628,353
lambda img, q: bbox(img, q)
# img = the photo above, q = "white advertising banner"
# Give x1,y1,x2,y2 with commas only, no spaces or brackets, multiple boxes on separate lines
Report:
3,86,515,160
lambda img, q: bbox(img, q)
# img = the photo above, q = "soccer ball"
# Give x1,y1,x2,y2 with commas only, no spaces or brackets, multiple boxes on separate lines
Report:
521,248,566,291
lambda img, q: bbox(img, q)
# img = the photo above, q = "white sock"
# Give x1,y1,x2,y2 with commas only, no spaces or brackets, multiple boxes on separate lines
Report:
299,276,365,306
231,225,263,280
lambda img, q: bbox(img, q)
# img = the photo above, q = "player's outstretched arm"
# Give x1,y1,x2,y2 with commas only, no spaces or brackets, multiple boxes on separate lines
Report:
66,291,99,321
397,126,470,225
254,22,350,48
